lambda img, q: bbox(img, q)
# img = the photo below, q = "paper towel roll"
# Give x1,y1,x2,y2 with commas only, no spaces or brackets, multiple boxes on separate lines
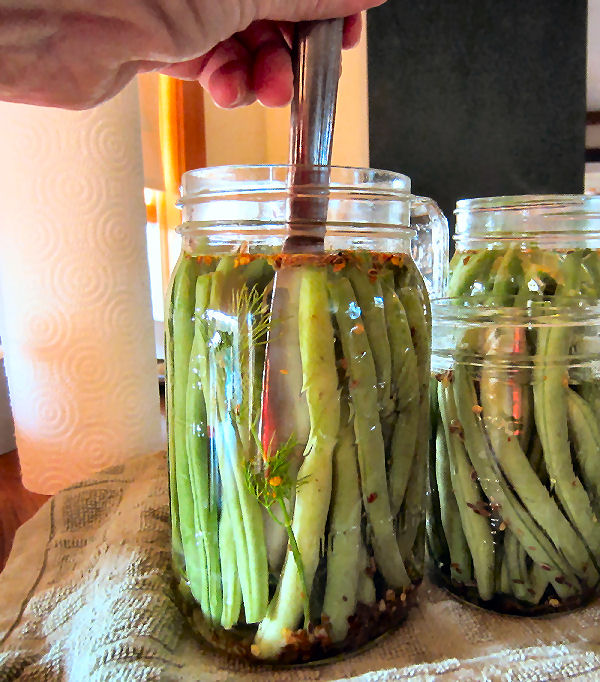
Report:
0,82,163,494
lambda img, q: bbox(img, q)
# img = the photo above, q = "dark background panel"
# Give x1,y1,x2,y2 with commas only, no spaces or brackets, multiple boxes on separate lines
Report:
367,0,587,233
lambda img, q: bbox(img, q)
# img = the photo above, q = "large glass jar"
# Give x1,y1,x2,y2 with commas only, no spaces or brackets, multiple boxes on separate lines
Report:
429,195,600,615
166,165,434,663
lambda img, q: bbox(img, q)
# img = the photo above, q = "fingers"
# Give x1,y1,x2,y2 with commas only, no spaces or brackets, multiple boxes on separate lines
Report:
342,13,362,49
237,21,293,107
198,37,256,108
158,7,372,109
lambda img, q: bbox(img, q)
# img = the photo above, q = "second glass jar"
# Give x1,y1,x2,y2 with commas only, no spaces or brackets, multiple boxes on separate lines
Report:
429,195,600,615
166,165,434,663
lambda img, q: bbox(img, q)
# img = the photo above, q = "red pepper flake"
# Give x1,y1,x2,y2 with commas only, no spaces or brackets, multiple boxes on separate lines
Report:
449,420,464,438
470,469,478,482
391,255,403,267
269,476,282,487
548,598,560,607
450,563,462,573
512,579,525,585
351,323,365,335
466,501,491,517
279,369,288,375
202,255,213,265
365,556,377,577
367,492,378,504
472,404,483,414
498,521,507,532
332,260,346,272
555,575,567,584
540,564,552,571
462,255,471,265
338,358,348,371
238,253,251,266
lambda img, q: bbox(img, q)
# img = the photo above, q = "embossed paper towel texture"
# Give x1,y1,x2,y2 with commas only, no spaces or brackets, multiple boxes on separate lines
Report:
0,82,162,494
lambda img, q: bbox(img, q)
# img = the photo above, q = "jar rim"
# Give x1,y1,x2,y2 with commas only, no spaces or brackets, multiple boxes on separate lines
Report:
180,164,412,199
455,194,600,214
453,194,600,246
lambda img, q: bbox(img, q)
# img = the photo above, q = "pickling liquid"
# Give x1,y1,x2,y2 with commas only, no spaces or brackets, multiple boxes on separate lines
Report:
166,249,430,663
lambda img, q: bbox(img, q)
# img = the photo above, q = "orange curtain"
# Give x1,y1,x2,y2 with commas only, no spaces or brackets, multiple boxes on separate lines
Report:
154,75,207,292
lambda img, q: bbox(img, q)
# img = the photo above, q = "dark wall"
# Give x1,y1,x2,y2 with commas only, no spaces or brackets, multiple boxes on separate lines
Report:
367,0,587,232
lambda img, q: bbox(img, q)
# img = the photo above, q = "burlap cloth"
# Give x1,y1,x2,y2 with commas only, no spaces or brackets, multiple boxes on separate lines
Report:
2,451,600,681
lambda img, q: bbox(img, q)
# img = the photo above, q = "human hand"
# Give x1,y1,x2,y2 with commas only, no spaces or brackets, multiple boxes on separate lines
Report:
158,14,365,109
0,0,386,110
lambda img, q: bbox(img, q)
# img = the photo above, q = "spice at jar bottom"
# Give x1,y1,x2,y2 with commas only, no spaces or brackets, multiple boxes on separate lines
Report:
166,249,430,663
429,243,600,615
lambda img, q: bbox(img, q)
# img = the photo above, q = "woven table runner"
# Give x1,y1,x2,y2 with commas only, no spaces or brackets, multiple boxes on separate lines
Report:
2,451,600,681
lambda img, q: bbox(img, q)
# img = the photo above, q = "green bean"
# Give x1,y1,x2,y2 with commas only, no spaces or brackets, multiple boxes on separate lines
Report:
490,246,523,306
567,388,600,514
480,332,598,583
329,275,410,590
438,381,495,601
347,265,394,417
447,248,498,298
165,253,184,572
207,272,269,624
219,505,241,629
186,273,222,622
388,407,419,516
398,287,430,394
533,252,600,565
504,530,529,603
382,280,420,515
453,366,580,598
322,407,362,643
397,286,430,563
434,419,472,584
170,254,207,601
356,544,376,605
527,562,550,605
254,267,339,659
579,381,600,418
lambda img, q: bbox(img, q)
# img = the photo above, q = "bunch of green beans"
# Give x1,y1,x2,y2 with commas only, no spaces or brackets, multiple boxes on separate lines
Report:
429,245,600,614
166,248,430,663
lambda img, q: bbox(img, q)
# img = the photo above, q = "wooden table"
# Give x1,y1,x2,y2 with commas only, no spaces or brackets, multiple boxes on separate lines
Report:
0,449,50,573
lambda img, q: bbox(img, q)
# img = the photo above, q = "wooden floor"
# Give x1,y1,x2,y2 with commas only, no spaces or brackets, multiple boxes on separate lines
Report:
0,449,50,573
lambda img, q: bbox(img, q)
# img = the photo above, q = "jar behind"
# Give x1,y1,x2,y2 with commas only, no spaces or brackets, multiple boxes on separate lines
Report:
429,195,600,615
166,165,433,663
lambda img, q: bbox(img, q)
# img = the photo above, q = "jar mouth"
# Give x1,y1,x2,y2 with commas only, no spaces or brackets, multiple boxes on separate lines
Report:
453,194,600,247
180,164,411,200
177,164,415,238
455,194,600,213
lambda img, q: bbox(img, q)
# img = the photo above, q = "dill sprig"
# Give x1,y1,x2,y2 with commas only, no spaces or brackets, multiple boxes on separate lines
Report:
245,432,311,628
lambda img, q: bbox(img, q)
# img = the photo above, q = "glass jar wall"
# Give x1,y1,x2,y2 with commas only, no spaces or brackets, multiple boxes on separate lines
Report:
166,165,433,663
429,195,600,615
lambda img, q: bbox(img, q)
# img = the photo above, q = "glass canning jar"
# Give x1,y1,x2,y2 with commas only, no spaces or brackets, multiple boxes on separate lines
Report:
429,195,600,615
166,165,435,663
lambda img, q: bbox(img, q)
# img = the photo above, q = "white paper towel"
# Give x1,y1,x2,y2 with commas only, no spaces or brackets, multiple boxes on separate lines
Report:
0,82,163,494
